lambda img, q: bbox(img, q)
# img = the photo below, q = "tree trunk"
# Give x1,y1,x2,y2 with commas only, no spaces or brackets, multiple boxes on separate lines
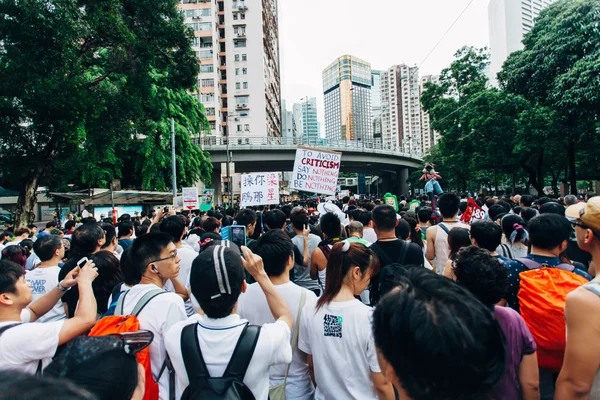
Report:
568,136,577,195
14,132,61,228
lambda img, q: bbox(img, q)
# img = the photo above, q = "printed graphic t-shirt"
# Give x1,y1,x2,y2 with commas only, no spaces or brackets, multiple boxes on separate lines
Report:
25,266,66,322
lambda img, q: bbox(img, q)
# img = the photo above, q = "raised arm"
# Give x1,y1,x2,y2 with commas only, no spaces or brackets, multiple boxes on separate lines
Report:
27,266,82,322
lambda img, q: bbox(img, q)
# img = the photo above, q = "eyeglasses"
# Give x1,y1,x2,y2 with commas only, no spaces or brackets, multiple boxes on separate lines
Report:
148,250,178,264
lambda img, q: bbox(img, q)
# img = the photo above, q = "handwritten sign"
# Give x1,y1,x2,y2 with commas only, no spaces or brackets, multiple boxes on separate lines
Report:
200,189,214,211
240,172,279,207
290,146,342,196
182,187,199,210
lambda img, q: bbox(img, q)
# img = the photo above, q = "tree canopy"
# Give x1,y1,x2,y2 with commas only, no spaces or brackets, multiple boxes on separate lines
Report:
0,0,212,226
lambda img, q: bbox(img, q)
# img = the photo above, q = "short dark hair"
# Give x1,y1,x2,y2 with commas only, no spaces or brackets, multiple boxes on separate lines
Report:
395,219,410,240
236,209,256,228
373,205,397,231
539,202,565,216
357,211,372,227
521,207,537,223
91,251,124,315
264,210,287,230
528,214,571,251
121,233,173,285
501,214,527,243
64,220,76,231
202,217,220,233
488,203,509,221
290,207,308,231
470,220,502,252
70,223,105,256
372,268,505,400
0,371,98,400
437,193,461,219
453,246,508,306
448,228,471,259
255,230,294,277
0,260,24,294
117,221,133,238
520,195,534,207
101,224,116,249
320,212,341,238
33,236,63,262
160,215,186,243
46,221,58,229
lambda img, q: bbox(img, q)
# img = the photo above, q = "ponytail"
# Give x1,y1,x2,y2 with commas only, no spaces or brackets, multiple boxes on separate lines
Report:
316,241,376,310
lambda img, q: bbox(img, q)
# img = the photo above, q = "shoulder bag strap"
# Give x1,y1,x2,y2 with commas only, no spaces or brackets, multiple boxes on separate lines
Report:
132,289,166,317
157,355,176,400
438,223,450,235
181,323,212,385
584,282,600,297
554,263,576,273
115,289,129,316
224,324,261,380
282,290,307,385
515,258,542,270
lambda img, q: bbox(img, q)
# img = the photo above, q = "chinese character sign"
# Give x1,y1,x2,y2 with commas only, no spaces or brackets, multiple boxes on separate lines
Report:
182,187,199,210
240,172,279,207
290,146,342,196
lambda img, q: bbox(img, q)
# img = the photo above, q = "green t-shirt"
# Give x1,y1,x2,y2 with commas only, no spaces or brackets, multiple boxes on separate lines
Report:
346,237,371,247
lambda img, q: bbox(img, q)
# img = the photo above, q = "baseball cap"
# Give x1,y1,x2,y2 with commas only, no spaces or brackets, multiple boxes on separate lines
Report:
565,202,585,220
189,243,245,305
580,197,600,233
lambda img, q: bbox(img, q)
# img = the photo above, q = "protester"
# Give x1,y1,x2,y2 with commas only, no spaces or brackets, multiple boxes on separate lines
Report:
556,197,600,399
290,207,322,295
372,267,505,400
442,227,471,279
357,211,378,243
345,221,371,246
0,371,99,400
117,221,134,251
1,245,28,271
310,212,343,292
119,233,187,400
165,244,293,399
299,242,394,400
25,236,66,322
453,246,540,399
238,230,317,399
0,259,98,374
426,193,470,274
89,251,124,316
236,208,258,248
369,205,423,304
497,214,529,258
4,227,30,247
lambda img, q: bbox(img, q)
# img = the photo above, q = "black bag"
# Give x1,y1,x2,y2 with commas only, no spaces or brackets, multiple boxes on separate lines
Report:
369,240,406,305
181,323,261,400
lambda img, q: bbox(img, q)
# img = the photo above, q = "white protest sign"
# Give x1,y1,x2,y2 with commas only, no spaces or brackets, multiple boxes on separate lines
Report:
182,187,199,210
240,172,280,207
173,196,184,210
290,146,342,196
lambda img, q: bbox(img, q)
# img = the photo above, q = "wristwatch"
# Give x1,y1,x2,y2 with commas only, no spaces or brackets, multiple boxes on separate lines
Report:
56,281,71,292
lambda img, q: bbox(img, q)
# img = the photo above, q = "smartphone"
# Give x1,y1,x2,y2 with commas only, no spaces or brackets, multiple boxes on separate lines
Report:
230,226,247,248
163,206,169,213
77,257,89,268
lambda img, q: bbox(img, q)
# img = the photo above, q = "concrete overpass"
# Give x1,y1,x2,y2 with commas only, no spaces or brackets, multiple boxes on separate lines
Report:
195,137,423,199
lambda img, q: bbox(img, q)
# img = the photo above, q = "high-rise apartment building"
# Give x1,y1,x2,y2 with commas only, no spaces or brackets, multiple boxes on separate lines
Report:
420,75,441,154
293,97,319,142
180,0,281,144
323,55,372,141
380,64,421,155
371,70,382,140
281,100,295,139
488,0,556,85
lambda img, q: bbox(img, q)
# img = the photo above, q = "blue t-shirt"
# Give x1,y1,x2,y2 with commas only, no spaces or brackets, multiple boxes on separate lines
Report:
505,254,591,313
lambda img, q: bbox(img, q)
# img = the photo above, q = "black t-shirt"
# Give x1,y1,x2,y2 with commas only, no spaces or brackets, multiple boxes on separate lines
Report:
369,239,424,304
58,254,94,318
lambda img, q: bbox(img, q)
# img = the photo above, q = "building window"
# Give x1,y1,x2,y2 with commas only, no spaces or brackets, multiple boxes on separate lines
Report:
201,78,214,87
242,68,247,75
236,96,249,104
236,82,240,90
244,124,250,131
233,13,238,20
235,54,239,61
235,68,239,75
209,121,216,130
242,54,247,61
205,107,215,116
243,82,248,89
200,64,214,73
241,13,246,19
237,124,242,132
234,40,247,48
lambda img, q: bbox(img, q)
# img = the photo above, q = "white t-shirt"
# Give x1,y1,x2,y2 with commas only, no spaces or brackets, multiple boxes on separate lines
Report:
121,284,186,400
25,253,41,271
298,299,380,400
165,314,292,400
238,281,317,400
0,318,64,374
291,234,321,292
362,228,378,244
164,246,198,316
25,266,66,323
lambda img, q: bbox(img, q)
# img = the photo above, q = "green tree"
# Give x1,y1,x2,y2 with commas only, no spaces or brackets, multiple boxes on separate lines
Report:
499,0,600,194
0,0,211,226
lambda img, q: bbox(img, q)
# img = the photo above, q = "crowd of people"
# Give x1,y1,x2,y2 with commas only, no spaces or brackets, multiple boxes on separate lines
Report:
0,190,599,400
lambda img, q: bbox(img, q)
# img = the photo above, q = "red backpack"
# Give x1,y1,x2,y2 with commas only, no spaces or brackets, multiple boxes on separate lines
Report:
89,289,172,400
516,258,588,371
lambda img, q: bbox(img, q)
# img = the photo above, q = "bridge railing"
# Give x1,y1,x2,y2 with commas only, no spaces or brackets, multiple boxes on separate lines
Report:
193,135,422,159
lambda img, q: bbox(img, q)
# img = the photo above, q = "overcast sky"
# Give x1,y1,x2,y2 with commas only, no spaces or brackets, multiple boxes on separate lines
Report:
278,0,490,132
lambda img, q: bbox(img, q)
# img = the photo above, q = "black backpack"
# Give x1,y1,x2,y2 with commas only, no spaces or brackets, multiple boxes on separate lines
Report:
181,323,261,400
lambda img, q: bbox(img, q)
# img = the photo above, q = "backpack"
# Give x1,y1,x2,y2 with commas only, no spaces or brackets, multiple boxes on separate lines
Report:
516,258,589,372
89,289,172,400
0,323,42,375
103,281,126,317
369,240,407,305
180,323,261,400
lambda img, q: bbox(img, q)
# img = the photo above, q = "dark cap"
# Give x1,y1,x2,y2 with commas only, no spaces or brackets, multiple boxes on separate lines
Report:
190,243,245,304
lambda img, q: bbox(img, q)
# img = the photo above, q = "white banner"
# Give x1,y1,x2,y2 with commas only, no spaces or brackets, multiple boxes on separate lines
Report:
182,187,199,210
240,172,280,207
290,146,342,196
